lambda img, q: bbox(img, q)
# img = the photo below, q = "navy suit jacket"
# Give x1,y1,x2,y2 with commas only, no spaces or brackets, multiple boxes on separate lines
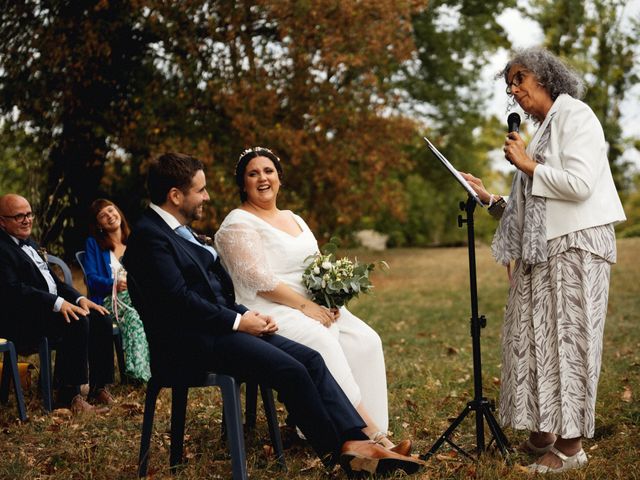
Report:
123,208,248,375
0,229,82,339
83,236,113,304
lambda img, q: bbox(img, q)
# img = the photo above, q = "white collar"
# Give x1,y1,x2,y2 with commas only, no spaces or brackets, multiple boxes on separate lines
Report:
149,203,183,231
8,233,23,246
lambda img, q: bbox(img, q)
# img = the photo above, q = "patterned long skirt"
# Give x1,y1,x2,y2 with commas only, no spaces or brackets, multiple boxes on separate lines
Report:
499,247,610,439
104,291,151,382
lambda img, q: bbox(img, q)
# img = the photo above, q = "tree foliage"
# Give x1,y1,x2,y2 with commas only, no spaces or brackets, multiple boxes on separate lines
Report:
0,0,638,252
0,0,421,251
0,0,159,252
381,0,515,246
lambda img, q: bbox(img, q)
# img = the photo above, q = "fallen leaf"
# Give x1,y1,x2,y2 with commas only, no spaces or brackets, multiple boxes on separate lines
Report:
299,457,323,472
436,450,459,461
446,346,459,355
621,385,632,403
589,444,599,451
262,444,274,457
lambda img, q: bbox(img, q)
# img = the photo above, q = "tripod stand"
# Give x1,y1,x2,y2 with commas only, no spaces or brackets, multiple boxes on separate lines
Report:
421,196,510,461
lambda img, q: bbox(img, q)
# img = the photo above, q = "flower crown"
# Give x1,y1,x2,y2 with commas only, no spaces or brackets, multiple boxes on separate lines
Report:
234,146,281,176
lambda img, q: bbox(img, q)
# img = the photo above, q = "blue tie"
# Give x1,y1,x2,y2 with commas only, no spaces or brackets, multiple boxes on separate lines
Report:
175,225,218,260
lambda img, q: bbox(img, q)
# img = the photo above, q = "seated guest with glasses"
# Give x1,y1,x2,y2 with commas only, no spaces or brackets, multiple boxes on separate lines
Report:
0,193,115,413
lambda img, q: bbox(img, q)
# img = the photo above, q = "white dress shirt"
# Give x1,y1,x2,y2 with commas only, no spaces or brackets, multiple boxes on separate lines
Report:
10,235,65,311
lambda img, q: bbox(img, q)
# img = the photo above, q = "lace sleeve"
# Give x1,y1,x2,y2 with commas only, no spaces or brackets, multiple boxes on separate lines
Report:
215,223,280,300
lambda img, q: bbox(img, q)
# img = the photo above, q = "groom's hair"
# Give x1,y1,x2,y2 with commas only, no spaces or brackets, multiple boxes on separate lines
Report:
147,152,204,205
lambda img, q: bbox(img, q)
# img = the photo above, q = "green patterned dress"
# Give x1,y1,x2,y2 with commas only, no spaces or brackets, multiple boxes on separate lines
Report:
103,290,151,382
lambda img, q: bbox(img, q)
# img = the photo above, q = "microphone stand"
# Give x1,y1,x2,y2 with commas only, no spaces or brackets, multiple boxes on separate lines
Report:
421,196,510,461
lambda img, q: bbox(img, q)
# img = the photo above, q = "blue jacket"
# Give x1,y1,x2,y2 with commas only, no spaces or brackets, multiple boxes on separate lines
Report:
84,236,113,305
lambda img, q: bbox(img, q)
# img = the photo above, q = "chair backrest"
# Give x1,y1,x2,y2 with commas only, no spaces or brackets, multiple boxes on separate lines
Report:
47,254,73,286
75,250,89,290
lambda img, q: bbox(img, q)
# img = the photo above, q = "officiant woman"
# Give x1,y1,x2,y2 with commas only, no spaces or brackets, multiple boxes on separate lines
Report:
214,147,408,454
461,47,626,473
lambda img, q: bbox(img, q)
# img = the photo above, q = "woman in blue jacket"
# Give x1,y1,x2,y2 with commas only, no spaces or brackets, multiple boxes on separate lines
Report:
85,199,150,381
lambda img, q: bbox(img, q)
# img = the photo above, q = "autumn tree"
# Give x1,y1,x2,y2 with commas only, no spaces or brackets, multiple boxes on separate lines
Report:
378,0,515,245
146,0,423,238
1,0,424,251
0,0,161,254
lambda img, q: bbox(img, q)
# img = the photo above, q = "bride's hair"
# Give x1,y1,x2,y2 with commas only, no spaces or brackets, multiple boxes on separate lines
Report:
235,147,284,202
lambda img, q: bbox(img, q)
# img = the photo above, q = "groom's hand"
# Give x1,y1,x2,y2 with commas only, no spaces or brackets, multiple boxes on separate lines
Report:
238,311,278,336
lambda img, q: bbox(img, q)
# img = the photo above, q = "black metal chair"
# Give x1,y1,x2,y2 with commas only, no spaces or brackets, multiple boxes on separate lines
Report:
75,250,127,383
128,276,286,478
0,339,28,421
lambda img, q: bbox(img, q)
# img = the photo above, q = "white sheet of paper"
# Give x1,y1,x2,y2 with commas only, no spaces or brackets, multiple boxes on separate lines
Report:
423,137,484,206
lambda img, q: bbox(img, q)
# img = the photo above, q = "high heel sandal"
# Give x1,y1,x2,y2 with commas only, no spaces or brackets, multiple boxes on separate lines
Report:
370,431,413,457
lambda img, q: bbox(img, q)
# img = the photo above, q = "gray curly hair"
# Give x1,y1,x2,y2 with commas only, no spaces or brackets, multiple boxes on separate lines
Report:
499,47,585,101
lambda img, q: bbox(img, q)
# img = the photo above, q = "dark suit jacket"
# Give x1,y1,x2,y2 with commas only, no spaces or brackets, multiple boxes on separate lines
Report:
0,229,82,340
123,208,248,376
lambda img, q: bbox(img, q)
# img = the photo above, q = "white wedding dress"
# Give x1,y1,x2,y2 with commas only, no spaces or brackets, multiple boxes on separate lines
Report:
215,208,389,432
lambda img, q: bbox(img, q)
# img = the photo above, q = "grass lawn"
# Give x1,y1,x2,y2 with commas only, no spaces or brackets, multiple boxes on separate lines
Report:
1,238,639,479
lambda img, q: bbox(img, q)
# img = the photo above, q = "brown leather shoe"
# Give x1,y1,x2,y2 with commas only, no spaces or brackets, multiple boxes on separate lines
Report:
339,440,424,477
70,395,109,415
91,388,115,406
389,439,412,457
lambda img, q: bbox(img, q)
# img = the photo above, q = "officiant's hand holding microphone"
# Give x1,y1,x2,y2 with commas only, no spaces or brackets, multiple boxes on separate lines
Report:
461,112,531,207
504,113,538,177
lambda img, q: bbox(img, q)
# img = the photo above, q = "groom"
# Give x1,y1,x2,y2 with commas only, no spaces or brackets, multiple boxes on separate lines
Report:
123,152,423,476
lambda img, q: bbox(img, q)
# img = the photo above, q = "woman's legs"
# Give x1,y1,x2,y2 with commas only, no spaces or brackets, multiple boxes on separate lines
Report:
357,404,394,448
528,431,556,449
336,307,389,433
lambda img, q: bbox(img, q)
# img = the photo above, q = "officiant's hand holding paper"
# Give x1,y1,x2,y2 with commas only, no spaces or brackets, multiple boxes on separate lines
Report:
459,172,491,204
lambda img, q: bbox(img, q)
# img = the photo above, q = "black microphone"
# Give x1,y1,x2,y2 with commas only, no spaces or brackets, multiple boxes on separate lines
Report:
507,112,521,133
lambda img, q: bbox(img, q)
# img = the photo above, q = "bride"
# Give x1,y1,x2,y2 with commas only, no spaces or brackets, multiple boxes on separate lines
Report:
215,147,407,453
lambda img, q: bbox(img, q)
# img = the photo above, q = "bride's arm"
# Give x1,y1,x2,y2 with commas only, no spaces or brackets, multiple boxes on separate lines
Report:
259,284,334,327
215,223,334,326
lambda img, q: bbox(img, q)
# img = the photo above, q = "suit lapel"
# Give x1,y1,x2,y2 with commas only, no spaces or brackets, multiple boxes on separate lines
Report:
0,231,48,287
144,210,220,297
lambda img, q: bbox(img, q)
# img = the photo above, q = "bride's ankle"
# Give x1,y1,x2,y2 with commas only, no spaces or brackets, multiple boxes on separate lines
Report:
369,430,394,448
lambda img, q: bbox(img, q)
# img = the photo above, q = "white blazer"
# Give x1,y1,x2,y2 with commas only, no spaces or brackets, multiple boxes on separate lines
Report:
530,94,626,239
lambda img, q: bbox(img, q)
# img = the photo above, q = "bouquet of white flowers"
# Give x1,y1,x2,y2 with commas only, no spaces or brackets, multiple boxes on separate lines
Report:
302,239,386,309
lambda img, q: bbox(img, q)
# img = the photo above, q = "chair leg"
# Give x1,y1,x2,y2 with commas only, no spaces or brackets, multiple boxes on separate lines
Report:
38,338,53,413
5,344,27,421
169,386,189,470
245,382,258,430
260,386,286,470
138,379,161,478
218,375,248,480
0,351,10,404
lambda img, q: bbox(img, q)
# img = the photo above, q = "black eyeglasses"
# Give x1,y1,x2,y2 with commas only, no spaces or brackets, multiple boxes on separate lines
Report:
506,70,529,96
1,212,34,223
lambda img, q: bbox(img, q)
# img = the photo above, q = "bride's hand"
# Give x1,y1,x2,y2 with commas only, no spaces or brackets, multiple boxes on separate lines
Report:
300,302,334,327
